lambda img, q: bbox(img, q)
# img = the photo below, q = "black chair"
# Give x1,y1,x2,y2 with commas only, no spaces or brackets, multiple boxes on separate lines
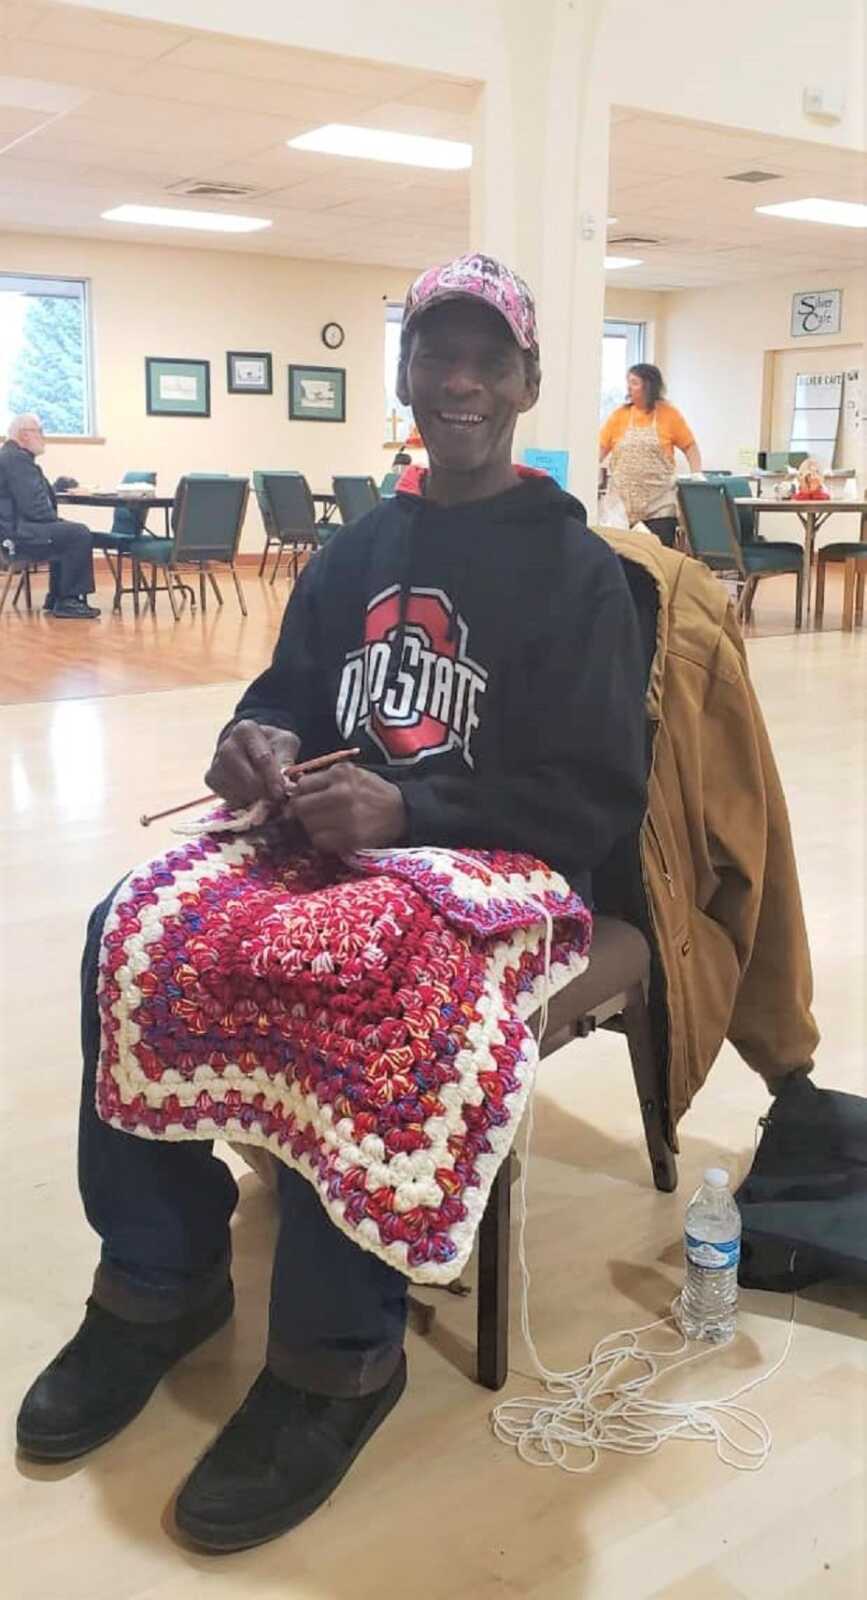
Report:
254,472,324,583
678,480,804,628
128,475,249,619
474,915,677,1389
332,475,380,525
0,536,53,615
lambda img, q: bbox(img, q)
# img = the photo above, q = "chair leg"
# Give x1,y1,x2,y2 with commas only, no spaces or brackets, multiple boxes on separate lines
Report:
12,571,26,607
794,565,804,631
164,567,180,621
842,559,856,632
269,542,283,585
0,565,16,616
230,563,248,618
814,560,827,627
113,551,124,613
621,982,678,1193
736,575,755,624
258,538,270,578
199,567,207,612
855,569,865,627
476,1159,511,1391
207,569,223,606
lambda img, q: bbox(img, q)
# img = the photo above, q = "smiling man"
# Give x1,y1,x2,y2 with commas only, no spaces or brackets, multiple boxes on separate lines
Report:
18,254,648,1551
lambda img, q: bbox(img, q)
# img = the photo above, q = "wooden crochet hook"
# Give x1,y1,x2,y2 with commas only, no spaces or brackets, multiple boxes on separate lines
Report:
139,746,361,827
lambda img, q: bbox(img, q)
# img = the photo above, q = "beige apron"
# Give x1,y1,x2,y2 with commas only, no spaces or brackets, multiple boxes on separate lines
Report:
609,410,677,527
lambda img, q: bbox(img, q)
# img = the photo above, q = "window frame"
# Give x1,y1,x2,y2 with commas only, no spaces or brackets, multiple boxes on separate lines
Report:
0,271,96,438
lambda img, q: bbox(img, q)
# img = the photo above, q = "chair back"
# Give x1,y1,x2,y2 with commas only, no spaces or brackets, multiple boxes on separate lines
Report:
677,482,744,574
709,475,757,544
171,476,249,562
252,470,302,537
111,470,156,538
257,472,319,542
332,475,380,525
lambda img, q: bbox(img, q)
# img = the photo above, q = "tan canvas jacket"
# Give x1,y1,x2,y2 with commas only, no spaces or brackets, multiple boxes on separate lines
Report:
600,528,819,1136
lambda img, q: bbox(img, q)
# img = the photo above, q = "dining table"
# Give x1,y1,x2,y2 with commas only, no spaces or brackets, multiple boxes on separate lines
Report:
733,496,867,616
56,489,175,612
312,491,338,524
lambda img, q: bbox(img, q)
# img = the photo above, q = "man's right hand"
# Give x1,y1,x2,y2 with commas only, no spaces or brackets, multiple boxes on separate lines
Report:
205,721,300,810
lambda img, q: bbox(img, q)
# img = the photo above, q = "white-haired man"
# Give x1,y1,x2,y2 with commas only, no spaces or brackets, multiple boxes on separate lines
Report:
0,415,99,618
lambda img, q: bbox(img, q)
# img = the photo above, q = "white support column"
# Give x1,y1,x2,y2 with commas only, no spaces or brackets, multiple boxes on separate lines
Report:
470,0,610,511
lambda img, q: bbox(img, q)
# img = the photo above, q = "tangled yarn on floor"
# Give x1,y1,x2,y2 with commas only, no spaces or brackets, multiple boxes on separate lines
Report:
96,832,591,1284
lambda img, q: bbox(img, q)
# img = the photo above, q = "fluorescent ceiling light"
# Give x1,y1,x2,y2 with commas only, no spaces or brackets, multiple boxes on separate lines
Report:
288,123,472,170
607,216,619,225
101,204,272,233
755,197,867,228
605,255,642,269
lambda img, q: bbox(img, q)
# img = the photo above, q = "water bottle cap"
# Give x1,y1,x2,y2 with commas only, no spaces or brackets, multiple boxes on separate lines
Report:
704,1167,730,1188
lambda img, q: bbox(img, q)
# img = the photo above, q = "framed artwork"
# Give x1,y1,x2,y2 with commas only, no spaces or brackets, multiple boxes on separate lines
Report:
227,350,273,395
145,357,210,417
288,364,346,423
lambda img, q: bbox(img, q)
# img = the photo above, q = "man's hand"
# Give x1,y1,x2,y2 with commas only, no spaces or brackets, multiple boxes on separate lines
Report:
289,764,406,855
205,721,300,810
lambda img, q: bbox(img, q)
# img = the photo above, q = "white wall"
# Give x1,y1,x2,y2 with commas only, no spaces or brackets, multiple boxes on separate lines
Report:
663,268,864,469
1,231,413,551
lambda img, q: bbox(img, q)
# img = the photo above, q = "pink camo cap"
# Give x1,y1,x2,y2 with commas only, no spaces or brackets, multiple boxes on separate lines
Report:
402,252,539,354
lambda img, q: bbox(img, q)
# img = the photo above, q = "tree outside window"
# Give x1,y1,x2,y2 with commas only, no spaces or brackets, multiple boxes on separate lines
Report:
0,275,92,435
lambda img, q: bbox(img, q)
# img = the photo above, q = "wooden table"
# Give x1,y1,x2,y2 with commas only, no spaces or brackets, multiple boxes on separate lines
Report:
57,490,175,612
734,497,867,615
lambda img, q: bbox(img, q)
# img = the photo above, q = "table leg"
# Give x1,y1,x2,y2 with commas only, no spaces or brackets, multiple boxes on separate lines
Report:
801,513,815,619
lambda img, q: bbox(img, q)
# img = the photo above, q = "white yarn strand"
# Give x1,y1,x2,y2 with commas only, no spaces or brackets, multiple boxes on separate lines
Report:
493,1061,797,1476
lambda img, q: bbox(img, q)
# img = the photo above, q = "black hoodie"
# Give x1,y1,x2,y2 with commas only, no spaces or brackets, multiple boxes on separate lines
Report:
232,468,648,897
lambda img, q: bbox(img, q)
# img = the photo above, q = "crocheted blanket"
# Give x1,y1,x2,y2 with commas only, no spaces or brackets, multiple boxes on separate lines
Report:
96,834,592,1284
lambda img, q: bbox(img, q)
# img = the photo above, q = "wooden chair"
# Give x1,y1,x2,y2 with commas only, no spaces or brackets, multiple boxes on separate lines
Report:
815,543,867,632
473,914,676,1389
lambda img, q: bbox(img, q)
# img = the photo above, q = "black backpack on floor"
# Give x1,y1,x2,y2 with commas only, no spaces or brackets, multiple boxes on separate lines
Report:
735,1076,867,1291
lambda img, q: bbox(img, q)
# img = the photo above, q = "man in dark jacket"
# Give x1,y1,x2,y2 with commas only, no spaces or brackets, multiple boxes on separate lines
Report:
17,256,647,1547
0,414,99,618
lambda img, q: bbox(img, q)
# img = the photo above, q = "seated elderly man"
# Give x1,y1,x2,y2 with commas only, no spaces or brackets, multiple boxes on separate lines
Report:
0,414,99,618
16,255,649,1549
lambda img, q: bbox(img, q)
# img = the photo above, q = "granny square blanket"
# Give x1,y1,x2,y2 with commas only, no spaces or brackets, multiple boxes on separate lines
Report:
96,834,592,1284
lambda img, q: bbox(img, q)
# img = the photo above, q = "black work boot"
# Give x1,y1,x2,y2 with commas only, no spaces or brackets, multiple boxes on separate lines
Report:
175,1354,407,1551
16,1286,234,1461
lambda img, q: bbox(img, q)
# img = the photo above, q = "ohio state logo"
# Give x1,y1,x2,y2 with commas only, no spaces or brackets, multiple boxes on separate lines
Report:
336,585,487,767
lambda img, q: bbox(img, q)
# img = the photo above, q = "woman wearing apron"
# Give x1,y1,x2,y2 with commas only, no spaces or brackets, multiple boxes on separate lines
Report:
599,364,702,547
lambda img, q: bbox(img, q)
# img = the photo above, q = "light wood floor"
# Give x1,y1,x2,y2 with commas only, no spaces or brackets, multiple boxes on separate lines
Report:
2,569,865,1599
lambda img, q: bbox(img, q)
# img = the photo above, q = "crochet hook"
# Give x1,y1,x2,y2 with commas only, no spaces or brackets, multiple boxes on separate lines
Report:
139,747,361,827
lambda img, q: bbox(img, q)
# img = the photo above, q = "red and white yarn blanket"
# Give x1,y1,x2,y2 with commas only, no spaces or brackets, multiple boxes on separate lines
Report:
96,833,592,1284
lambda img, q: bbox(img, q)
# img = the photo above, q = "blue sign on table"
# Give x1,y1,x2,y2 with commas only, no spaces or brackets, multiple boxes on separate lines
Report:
522,448,570,489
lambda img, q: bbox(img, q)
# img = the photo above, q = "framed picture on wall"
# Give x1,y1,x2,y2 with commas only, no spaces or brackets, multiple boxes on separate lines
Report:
145,357,210,417
288,364,346,423
227,350,273,394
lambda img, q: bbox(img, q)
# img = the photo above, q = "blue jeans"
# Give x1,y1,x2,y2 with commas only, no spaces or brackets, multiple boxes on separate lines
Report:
79,891,407,1396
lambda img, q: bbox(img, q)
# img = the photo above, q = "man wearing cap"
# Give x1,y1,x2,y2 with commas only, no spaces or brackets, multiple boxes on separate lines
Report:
18,255,648,1546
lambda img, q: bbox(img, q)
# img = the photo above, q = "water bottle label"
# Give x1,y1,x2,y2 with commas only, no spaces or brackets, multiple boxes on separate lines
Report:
685,1233,740,1270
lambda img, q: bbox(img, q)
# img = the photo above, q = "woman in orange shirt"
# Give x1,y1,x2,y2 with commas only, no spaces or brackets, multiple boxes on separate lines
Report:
599,364,702,547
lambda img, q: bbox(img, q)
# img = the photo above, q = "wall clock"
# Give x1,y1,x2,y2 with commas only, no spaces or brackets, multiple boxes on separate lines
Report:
321,321,345,350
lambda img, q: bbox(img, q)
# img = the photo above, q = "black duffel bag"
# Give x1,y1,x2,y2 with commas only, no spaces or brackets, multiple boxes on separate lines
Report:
735,1075,867,1291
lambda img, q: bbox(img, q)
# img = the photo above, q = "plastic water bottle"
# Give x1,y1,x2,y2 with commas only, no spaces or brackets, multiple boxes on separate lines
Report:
675,1168,741,1343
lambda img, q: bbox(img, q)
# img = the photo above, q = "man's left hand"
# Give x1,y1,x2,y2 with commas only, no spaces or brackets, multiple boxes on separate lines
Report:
289,764,407,855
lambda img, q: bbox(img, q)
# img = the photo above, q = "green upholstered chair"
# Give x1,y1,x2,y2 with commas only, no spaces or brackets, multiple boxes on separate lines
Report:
253,472,325,583
678,480,804,628
128,475,249,619
332,475,380,524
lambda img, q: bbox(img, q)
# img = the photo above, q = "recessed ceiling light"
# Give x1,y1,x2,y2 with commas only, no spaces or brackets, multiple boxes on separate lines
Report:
287,124,472,170
755,197,867,228
101,204,272,233
605,255,642,269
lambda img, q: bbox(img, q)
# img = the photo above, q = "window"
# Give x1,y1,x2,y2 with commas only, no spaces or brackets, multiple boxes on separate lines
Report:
0,274,93,436
384,302,413,444
600,319,645,422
